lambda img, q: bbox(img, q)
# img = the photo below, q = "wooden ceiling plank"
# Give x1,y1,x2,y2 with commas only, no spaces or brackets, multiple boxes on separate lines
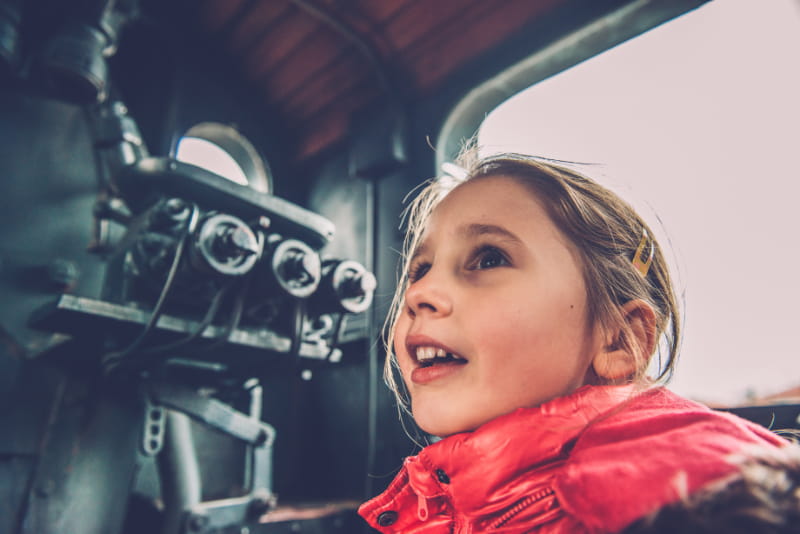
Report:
250,7,390,110
330,0,409,57
295,108,350,160
198,0,251,34
204,0,573,161
351,0,409,23
401,0,509,70
245,9,326,83
288,0,560,159
292,76,378,128
228,1,295,55
282,62,371,122
410,0,561,92
268,41,367,116
375,0,479,52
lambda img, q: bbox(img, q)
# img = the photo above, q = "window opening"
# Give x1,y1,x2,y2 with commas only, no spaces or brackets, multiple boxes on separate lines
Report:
176,137,249,187
475,0,800,404
175,122,272,194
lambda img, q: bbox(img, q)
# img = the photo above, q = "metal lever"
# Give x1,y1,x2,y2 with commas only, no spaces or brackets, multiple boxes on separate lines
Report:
147,382,276,534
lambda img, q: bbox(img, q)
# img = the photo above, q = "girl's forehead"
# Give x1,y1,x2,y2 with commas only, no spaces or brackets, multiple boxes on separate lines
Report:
417,176,564,246
429,175,543,226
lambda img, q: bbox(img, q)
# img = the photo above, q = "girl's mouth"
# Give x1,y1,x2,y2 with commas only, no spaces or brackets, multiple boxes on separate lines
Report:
414,345,467,368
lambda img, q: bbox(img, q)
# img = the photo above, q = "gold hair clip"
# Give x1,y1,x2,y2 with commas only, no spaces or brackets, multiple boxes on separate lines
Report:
632,229,655,277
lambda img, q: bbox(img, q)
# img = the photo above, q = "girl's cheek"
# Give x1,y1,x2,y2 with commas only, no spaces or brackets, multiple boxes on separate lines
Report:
393,320,413,369
393,337,408,366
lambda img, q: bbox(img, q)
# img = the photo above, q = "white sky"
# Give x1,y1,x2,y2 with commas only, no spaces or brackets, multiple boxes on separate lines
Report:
175,137,250,186
479,0,800,404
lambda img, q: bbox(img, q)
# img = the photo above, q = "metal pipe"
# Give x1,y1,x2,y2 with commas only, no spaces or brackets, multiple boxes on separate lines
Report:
157,410,202,534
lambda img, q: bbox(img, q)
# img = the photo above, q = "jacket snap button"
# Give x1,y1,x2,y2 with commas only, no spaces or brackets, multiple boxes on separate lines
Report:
377,510,398,526
435,468,450,484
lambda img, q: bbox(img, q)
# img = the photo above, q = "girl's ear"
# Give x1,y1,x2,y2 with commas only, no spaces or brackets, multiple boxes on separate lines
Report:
592,300,657,381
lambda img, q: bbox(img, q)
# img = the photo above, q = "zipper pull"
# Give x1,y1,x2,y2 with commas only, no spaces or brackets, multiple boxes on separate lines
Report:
417,493,429,521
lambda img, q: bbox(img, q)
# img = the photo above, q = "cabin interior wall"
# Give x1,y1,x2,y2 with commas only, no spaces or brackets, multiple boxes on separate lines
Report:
110,19,394,505
0,12,401,530
0,89,125,533
1,0,716,529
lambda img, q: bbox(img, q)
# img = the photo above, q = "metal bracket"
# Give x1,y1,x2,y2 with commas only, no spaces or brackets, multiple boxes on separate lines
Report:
147,381,276,534
141,401,166,456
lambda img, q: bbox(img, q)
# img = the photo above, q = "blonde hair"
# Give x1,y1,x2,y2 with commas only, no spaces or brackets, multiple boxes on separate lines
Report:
384,151,681,410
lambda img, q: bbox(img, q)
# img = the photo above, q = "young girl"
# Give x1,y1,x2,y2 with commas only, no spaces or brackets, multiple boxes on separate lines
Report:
359,152,799,533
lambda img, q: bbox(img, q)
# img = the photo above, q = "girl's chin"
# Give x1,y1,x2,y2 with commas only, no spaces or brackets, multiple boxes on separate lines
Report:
412,407,483,437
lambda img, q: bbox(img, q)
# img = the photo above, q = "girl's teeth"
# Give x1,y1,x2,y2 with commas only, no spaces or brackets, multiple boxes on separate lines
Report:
415,346,463,361
417,346,436,360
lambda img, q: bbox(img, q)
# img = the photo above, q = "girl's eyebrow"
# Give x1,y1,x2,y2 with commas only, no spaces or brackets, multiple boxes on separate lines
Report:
461,223,523,244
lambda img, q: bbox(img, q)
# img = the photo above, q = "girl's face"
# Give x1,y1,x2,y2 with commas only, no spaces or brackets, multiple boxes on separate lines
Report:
394,175,603,436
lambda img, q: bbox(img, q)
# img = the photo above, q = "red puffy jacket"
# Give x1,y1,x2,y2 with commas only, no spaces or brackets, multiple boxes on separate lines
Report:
359,385,787,533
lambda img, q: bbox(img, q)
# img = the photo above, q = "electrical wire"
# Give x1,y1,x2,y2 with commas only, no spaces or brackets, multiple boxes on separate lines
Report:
288,298,306,360
324,312,345,361
195,274,249,355
136,279,234,360
102,203,199,373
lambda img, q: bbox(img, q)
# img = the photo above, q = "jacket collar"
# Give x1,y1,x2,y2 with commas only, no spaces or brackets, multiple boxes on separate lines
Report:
401,384,639,511
360,384,786,531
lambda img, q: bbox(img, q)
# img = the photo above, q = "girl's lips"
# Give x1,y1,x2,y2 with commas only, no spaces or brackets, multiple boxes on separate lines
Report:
410,359,466,385
404,333,468,385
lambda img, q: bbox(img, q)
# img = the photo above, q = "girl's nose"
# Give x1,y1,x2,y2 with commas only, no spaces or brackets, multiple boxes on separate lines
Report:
404,272,453,317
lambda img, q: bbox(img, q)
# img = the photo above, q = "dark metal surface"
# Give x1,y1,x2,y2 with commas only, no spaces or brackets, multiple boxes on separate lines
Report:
150,383,275,447
29,294,340,366
255,508,365,533
723,404,800,434
0,366,144,534
116,158,336,250
148,382,277,534
158,411,203,534
0,92,107,356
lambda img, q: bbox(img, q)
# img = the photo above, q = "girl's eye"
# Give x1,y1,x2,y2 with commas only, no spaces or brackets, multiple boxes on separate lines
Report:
408,261,431,282
471,246,509,270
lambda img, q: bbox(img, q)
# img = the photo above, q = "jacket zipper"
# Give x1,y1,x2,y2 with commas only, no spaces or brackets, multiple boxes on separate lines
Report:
490,487,555,529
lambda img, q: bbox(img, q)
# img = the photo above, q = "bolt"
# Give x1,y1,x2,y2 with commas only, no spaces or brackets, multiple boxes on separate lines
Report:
35,479,56,498
248,496,272,519
302,253,320,282
342,270,376,297
46,259,79,291
282,251,314,285
165,198,187,214
154,198,189,229
227,227,259,256
188,513,209,532
213,224,259,262
111,101,128,115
